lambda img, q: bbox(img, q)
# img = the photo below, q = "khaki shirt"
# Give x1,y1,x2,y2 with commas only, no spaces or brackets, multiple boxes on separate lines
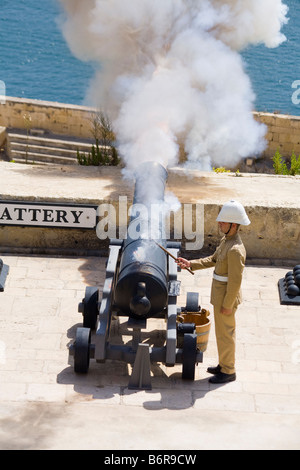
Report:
190,233,246,310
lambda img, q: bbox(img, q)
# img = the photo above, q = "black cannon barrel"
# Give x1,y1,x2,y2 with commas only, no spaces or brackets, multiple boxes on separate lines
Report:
114,161,169,319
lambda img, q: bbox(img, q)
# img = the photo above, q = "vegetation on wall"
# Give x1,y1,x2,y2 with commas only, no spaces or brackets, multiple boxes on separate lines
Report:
77,111,120,166
272,150,300,176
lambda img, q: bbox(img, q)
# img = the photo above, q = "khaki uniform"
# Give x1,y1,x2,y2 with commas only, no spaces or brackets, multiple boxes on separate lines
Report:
190,233,246,375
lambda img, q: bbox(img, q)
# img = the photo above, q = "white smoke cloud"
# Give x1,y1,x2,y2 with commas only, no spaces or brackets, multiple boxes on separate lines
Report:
58,0,289,171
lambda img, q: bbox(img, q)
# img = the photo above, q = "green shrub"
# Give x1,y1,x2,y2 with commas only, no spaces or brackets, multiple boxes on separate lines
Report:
77,139,120,166
77,111,120,166
290,151,300,176
213,166,230,173
272,150,300,175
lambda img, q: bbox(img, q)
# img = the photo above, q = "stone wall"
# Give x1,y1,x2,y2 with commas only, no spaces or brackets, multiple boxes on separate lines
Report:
254,112,300,159
0,126,6,147
0,203,299,262
0,160,298,261
198,204,300,263
0,96,97,139
0,96,300,159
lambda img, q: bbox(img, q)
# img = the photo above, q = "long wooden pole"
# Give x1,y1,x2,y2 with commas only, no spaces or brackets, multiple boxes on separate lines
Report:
154,242,195,276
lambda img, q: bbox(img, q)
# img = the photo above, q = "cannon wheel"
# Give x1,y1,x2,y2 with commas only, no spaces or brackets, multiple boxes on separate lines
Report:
74,327,91,374
182,333,197,380
83,286,99,330
186,292,200,312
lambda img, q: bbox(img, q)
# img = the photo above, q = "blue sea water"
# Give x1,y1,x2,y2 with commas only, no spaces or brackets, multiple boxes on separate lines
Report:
242,0,300,116
0,0,94,105
0,0,299,115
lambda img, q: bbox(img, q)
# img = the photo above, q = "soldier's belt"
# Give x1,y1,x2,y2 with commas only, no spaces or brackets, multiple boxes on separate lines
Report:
213,272,228,282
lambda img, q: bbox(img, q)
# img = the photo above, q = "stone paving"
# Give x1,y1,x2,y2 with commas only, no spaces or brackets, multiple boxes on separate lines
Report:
0,254,300,450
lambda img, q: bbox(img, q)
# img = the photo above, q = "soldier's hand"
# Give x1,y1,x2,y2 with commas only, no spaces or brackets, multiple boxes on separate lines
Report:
221,306,233,315
176,257,191,269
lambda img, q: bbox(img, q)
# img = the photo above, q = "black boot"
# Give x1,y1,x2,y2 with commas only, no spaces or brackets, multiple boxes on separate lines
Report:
207,365,221,375
209,372,236,384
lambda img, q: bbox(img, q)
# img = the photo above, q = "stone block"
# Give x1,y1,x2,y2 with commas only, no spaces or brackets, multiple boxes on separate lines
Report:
0,126,6,147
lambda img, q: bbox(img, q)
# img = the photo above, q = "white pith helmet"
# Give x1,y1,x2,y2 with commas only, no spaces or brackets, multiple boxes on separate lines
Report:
216,200,251,226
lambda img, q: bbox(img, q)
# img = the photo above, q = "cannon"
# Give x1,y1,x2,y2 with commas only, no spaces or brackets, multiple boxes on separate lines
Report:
69,161,210,389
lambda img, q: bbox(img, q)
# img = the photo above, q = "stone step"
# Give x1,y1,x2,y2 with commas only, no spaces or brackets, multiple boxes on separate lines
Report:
5,129,106,165
7,132,94,151
9,141,79,158
9,150,78,165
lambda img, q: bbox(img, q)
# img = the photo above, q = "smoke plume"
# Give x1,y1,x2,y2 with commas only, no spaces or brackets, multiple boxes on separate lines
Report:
58,0,288,171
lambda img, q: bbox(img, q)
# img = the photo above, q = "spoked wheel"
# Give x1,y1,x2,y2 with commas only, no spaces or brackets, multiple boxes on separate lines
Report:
82,286,99,330
74,327,91,374
182,333,197,380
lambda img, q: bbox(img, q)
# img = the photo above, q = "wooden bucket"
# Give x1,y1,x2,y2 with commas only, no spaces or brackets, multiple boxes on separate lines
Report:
177,310,211,352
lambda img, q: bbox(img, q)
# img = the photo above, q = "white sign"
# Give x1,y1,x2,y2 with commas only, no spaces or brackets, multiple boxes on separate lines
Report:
0,202,97,229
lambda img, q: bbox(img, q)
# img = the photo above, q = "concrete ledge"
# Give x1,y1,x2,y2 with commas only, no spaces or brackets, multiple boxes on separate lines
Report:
0,162,299,261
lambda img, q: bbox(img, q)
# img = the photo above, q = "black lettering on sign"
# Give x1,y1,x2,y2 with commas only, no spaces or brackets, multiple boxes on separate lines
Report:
0,202,97,229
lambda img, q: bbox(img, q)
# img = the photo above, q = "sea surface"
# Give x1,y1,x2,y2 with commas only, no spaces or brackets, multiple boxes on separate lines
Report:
0,0,299,116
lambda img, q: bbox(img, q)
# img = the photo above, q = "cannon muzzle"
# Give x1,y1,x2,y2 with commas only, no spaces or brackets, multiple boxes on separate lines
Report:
129,282,151,317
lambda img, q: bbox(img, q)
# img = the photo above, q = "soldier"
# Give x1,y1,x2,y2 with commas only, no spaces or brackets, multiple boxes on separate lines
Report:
177,200,250,384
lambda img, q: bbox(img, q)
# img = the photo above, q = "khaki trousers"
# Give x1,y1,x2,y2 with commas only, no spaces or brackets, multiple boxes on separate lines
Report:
213,305,237,375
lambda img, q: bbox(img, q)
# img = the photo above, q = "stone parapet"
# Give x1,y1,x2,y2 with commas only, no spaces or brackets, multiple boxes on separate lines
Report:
0,96,97,140
0,126,6,147
254,111,300,159
0,163,299,262
0,98,300,160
